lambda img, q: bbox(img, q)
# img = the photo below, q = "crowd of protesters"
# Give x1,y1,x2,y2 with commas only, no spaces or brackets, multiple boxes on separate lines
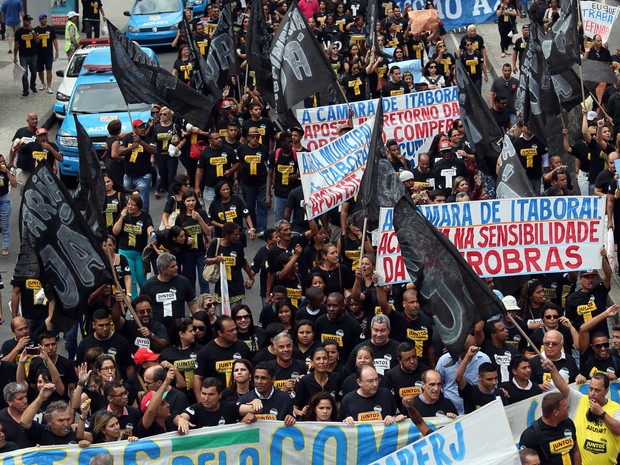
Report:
4,0,620,463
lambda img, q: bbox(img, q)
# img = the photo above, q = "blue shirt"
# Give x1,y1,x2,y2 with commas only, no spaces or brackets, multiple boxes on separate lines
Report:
0,0,24,26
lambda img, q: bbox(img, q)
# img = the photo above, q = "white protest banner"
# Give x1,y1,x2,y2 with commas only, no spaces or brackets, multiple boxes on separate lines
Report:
377,207,411,285
0,419,446,465
296,87,460,159
299,117,374,219
419,196,604,277
581,1,620,42
388,59,423,82
370,399,521,465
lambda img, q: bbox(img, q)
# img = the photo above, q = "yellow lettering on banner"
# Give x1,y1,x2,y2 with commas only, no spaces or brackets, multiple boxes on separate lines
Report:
321,333,343,346
22,33,33,48
129,145,143,163
255,414,277,420
245,155,261,176
224,210,237,222
399,387,422,397
549,437,574,454
465,59,478,74
39,32,50,47
358,411,382,421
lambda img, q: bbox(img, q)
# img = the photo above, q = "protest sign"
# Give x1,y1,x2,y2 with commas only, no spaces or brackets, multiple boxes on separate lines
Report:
377,208,411,285
299,117,374,219
419,196,604,277
297,87,460,160
370,399,521,465
393,0,500,31
388,59,422,82
581,1,620,42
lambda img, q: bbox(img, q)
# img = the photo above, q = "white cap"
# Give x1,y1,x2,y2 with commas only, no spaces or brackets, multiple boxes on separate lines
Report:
67,11,79,19
502,295,520,311
186,123,193,132
400,170,414,182
587,110,597,121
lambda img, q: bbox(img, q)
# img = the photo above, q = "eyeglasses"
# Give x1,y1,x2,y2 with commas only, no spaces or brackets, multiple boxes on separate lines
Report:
428,65,437,68
543,341,560,347
100,366,115,371
205,303,216,308
235,314,251,321
544,315,559,320
594,342,610,349
457,124,463,128
193,326,206,332
110,391,128,397
144,379,159,386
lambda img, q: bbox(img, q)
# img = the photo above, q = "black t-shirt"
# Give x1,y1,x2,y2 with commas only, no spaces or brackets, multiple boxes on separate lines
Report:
0,408,33,448
513,135,546,181
519,418,578,465
500,379,543,405
15,27,37,57
387,312,434,368
208,197,249,238
266,236,308,284
237,388,294,421
18,141,59,172
104,191,126,232
116,210,153,252
237,143,269,186
9,277,46,321
176,208,210,250
173,58,194,85
384,363,429,415
136,416,176,438
196,146,238,188
34,25,56,56
75,333,135,374
241,117,276,149
481,342,519,384
119,134,155,178
195,340,251,387
140,275,196,325
460,51,484,79
346,339,400,376
183,401,238,427
205,239,247,298
594,168,615,195
316,314,362,361
458,382,504,414
268,359,308,390
152,123,177,154
565,284,610,335
529,354,579,385
309,264,354,295
580,351,620,379
293,371,342,409
412,394,458,417
118,319,169,354
82,0,103,20
342,72,367,102
286,186,309,235
268,150,301,198
587,138,610,184
432,156,467,194
339,388,398,421
27,355,76,399
24,421,78,445
381,80,410,97
571,139,591,174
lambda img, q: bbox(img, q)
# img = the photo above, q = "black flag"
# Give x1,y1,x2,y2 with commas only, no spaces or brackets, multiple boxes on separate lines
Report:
19,163,113,330
542,0,581,75
107,20,215,129
247,0,275,108
73,115,107,242
496,136,536,199
183,16,219,101
205,1,239,97
270,0,347,127
366,0,379,51
393,196,504,361
353,100,405,231
455,60,504,176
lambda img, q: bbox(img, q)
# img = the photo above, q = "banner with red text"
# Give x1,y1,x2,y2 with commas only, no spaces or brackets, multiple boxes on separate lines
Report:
378,208,411,285
299,117,374,219
296,88,460,160
581,1,619,42
419,197,604,277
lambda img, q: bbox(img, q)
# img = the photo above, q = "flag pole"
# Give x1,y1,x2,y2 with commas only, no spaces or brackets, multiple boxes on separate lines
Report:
505,312,541,357
359,217,368,257
576,1,587,105
126,104,134,126
588,90,613,122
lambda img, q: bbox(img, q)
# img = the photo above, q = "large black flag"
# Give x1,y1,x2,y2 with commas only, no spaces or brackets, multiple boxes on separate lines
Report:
393,196,504,361
366,0,379,51
270,0,347,127
205,1,239,98
455,60,504,176
247,0,275,108
352,101,405,232
496,135,536,199
107,20,215,129
183,16,219,102
73,115,107,242
18,163,113,330
542,0,580,75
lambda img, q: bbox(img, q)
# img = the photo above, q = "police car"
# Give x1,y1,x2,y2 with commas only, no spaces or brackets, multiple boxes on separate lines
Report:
55,48,153,183
124,0,205,47
54,39,111,120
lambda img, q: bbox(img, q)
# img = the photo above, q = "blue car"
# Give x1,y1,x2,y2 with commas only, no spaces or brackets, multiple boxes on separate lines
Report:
124,0,204,47
56,48,153,182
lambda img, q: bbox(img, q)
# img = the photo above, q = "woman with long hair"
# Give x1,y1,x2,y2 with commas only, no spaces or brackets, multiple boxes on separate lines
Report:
72,355,122,414
304,391,338,421
309,243,353,295
160,174,192,230
192,309,214,346
208,180,255,243
224,359,253,402
77,409,138,443
232,304,265,357
517,278,548,331
112,193,153,297
102,235,132,298
172,44,194,86
275,299,296,333
175,190,212,294
420,60,446,89
337,217,374,271
152,107,181,198
294,320,319,364
293,347,342,418
103,174,126,235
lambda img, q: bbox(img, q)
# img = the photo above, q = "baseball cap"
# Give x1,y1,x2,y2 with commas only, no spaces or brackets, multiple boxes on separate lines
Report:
38,14,47,20
23,15,33,21
141,390,169,412
501,295,520,311
587,111,597,121
579,269,599,278
522,24,530,29
221,100,232,109
134,348,159,365
67,11,79,19
35,128,48,136
132,119,146,128
439,140,451,151
247,127,261,136
400,171,414,182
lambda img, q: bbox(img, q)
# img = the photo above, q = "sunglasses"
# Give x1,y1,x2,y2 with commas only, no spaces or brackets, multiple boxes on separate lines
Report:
235,314,251,321
543,341,560,347
193,326,206,332
544,315,559,320
594,342,610,349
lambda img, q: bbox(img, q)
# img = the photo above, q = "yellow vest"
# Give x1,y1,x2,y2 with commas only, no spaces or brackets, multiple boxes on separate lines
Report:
64,21,80,52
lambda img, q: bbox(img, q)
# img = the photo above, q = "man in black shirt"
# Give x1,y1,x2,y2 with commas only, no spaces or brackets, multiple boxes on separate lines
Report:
268,332,308,394
316,292,362,361
385,342,430,415
501,356,542,405
412,154,435,190
267,133,300,223
1,316,30,363
175,377,238,433
8,112,37,174
455,348,504,414
111,294,169,354
0,382,32,448
27,331,76,398
21,385,77,445
143,365,189,419
432,140,467,196
241,102,278,151
238,362,296,425
412,369,458,417
513,125,547,194
81,0,105,38
118,119,156,213
34,14,58,94
237,127,269,235
13,15,39,98
565,266,611,336
381,66,410,97
481,320,519,383
346,314,400,376
98,381,142,438
17,127,62,186
586,34,611,63
512,24,529,73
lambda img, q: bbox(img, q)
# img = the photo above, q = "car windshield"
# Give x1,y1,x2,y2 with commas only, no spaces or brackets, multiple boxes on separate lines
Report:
134,0,180,15
66,54,88,78
70,82,151,114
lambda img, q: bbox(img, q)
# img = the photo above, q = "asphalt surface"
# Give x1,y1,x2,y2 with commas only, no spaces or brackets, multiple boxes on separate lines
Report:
1,3,619,355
